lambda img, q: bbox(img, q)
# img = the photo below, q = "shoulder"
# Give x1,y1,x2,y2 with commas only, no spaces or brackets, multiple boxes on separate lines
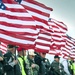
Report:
44,58,49,62
51,61,56,65
4,52,12,58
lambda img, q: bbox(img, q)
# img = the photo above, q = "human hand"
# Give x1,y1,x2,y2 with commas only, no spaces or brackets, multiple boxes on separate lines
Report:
13,60,18,64
31,64,36,68
0,57,3,61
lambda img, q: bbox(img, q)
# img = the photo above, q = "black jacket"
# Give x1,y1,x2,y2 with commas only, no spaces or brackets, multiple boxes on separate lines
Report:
50,60,66,75
34,53,50,75
4,51,21,75
0,51,4,75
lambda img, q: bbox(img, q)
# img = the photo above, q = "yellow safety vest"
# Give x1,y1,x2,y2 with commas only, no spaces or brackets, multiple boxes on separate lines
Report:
72,63,75,74
68,60,75,75
18,56,26,75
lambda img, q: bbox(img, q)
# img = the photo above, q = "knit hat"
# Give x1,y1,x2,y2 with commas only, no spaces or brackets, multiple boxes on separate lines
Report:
54,55,60,59
28,49,36,56
17,47,25,52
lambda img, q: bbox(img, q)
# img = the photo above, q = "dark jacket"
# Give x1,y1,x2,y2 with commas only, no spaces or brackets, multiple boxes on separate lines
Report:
67,60,74,75
4,51,21,75
0,51,4,75
27,56,39,75
34,53,50,75
42,58,50,75
50,60,66,75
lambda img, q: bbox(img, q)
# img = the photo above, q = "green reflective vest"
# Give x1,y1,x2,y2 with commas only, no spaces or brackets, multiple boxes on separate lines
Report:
18,56,26,75
68,60,75,75
72,63,75,74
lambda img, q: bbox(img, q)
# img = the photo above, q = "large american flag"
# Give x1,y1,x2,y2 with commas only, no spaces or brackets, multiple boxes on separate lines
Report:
61,34,74,58
0,0,39,49
0,0,75,57
0,0,53,51
17,0,53,30
16,0,53,52
48,18,66,55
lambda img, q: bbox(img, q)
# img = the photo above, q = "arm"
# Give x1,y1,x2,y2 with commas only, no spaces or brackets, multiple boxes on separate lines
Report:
4,53,17,67
0,56,3,61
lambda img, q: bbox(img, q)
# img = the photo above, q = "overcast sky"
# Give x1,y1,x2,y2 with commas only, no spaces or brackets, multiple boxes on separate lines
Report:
37,0,75,38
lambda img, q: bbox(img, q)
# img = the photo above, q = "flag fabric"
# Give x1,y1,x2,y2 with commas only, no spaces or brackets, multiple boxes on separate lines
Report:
0,0,75,56
68,36,75,59
0,0,37,35
0,0,39,49
16,0,53,52
0,30,37,48
48,18,66,55
71,45,75,60
35,29,52,53
51,18,68,33
61,34,74,58
0,42,7,54
17,0,53,30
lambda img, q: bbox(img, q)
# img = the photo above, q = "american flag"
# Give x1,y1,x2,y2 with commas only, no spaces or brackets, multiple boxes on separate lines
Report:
51,18,68,33
67,35,75,59
48,18,66,55
16,0,53,52
35,29,52,53
16,0,53,30
71,45,75,59
61,34,74,58
0,0,39,49
0,42,7,54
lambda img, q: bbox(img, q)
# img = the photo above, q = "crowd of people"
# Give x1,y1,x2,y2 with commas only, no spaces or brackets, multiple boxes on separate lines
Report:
0,44,75,75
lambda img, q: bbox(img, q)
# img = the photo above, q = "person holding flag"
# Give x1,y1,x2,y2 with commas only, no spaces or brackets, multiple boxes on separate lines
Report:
3,44,20,75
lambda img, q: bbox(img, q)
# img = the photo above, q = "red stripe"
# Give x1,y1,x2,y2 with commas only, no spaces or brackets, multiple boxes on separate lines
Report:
0,30,35,42
25,0,53,11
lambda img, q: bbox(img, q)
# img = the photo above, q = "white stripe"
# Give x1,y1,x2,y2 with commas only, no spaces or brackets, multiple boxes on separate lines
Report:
0,46,7,50
1,42,7,47
0,34,35,44
52,37,62,40
27,10,48,21
5,4,24,9
35,21,49,29
0,17,36,25
0,9,32,17
22,1,50,14
0,25,38,34
36,39,51,44
39,34,51,39
0,49,6,53
51,18,67,28
36,45,50,50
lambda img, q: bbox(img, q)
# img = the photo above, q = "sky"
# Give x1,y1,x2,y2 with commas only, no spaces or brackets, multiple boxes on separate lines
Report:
37,0,75,38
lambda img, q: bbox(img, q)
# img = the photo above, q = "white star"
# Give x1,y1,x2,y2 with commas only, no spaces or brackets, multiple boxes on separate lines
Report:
0,2,1,5
1,5,4,9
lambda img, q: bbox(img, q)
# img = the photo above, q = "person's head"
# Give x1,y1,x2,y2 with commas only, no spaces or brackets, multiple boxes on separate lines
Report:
17,47,26,56
28,49,36,59
54,55,60,62
7,44,16,54
40,52,46,58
